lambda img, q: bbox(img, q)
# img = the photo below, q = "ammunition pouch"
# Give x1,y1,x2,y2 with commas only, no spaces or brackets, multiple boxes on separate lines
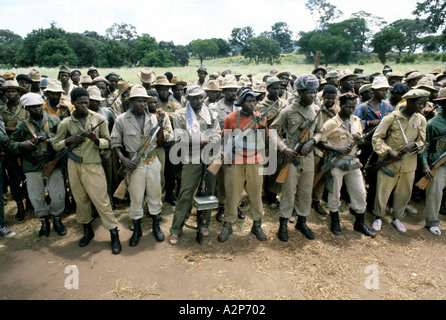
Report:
335,156,362,172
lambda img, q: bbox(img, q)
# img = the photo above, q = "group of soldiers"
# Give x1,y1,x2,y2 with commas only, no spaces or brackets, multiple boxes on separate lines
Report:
0,63,445,254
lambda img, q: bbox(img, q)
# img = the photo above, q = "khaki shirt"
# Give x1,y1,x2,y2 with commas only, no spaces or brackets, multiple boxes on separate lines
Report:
157,96,181,123
256,97,288,123
321,114,364,156
0,102,28,136
270,101,323,153
372,110,426,173
110,110,162,158
210,99,240,130
52,109,110,164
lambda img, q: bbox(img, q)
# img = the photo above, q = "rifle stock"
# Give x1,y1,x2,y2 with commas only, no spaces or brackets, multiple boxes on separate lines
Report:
275,162,291,184
42,119,105,177
113,115,165,198
415,151,446,190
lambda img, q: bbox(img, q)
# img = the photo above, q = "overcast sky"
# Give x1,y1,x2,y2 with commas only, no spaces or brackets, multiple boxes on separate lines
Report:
1,0,421,45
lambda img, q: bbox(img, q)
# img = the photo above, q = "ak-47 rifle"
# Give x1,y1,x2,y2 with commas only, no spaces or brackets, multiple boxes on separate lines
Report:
206,100,277,176
275,106,324,184
312,126,377,188
42,120,105,177
415,150,446,190
113,114,165,200
59,108,71,120
365,143,427,178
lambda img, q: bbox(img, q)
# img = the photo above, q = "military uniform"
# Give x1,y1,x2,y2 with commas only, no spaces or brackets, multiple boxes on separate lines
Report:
52,110,118,231
372,110,426,221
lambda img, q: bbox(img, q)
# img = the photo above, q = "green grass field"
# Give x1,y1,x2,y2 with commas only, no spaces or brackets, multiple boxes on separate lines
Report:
1,54,444,86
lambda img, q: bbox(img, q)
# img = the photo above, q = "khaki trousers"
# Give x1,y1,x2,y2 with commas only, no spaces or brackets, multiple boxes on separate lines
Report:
373,170,415,220
127,157,163,220
327,167,366,213
279,155,314,219
67,160,118,230
425,166,446,227
25,168,65,218
224,163,264,224
216,168,226,208
312,153,326,202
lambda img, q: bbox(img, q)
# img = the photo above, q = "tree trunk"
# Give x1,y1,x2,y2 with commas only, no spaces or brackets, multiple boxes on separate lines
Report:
314,51,321,69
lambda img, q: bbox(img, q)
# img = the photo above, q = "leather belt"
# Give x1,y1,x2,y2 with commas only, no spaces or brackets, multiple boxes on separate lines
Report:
141,154,157,164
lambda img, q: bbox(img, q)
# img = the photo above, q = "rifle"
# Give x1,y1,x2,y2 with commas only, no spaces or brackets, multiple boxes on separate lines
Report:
42,120,105,177
59,108,71,120
206,100,277,176
365,143,427,178
312,126,377,188
113,114,165,200
275,106,324,184
415,150,446,190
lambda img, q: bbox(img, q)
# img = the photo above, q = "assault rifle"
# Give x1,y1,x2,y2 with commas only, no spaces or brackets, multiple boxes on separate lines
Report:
42,120,105,177
312,126,377,188
415,150,446,190
206,100,277,176
113,114,165,200
365,143,427,178
275,106,323,184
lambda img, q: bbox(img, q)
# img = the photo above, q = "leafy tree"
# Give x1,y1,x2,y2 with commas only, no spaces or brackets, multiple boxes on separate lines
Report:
140,49,174,68
35,38,78,67
327,18,368,53
243,36,281,65
191,39,219,65
269,22,294,52
129,35,158,65
229,26,254,51
211,38,232,57
105,23,137,43
66,32,102,67
169,45,190,67
413,0,446,33
98,39,127,68
370,27,405,64
304,0,343,32
16,23,66,66
309,33,351,65
0,30,23,67
388,19,430,53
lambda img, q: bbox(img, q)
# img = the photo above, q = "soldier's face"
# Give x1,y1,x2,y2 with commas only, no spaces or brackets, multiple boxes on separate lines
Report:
241,95,256,114
131,98,148,115
73,96,89,116
223,88,237,102
299,89,317,106
340,99,356,118
189,95,204,110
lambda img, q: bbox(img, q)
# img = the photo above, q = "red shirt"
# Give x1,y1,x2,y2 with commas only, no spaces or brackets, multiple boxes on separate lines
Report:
223,110,267,164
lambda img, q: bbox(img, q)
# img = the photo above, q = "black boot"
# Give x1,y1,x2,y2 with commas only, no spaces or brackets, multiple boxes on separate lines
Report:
216,207,224,222
53,216,67,236
218,222,233,242
110,228,122,255
278,217,288,242
251,220,267,241
152,215,165,242
353,211,376,238
296,216,315,240
15,200,26,221
237,207,245,220
313,200,328,216
330,211,342,235
38,217,50,237
129,219,142,247
79,222,94,247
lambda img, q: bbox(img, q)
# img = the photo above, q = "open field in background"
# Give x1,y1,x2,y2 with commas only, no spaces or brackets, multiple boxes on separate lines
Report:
1,55,444,87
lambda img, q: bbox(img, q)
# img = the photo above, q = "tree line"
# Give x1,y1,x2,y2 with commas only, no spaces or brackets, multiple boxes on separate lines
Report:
0,0,445,69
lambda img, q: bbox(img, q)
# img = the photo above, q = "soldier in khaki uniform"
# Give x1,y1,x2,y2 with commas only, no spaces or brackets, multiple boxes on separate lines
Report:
270,74,322,241
111,85,166,246
210,76,242,221
203,80,222,107
168,85,221,245
52,87,122,254
371,89,428,233
153,75,181,206
218,87,267,242
256,76,289,207
318,92,375,237
312,85,340,216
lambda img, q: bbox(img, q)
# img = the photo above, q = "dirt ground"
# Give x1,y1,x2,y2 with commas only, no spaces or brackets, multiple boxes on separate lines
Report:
1,190,446,301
